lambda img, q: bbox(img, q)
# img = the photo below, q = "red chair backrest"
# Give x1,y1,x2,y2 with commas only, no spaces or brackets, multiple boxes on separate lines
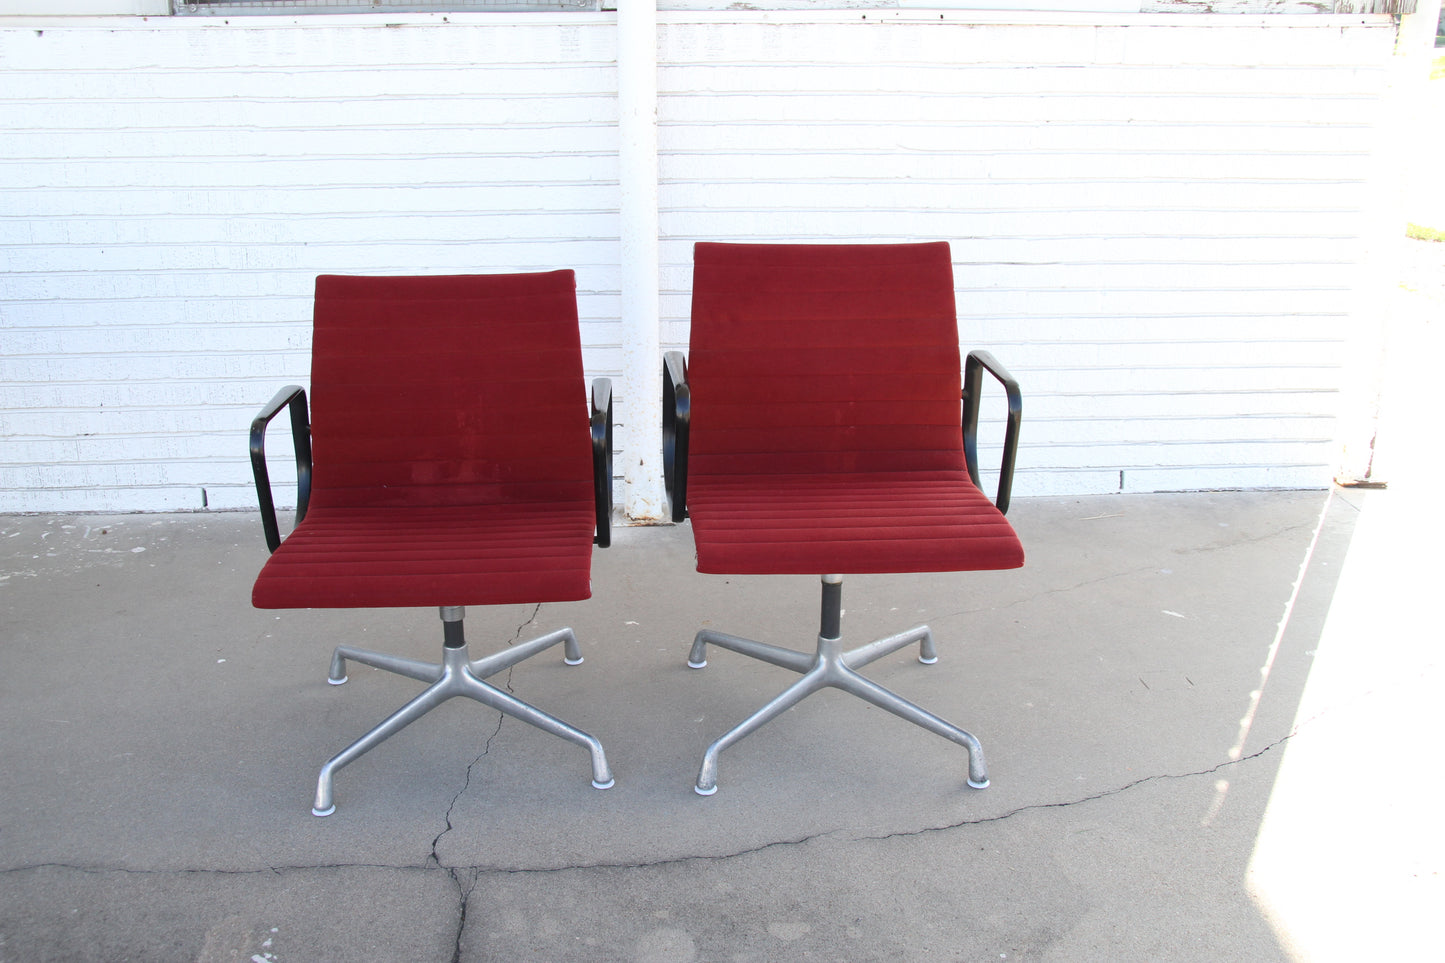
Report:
307,271,592,509
687,242,967,477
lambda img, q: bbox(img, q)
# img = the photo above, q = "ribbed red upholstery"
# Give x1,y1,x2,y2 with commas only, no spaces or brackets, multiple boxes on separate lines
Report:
686,242,1024,575
252,271,596,609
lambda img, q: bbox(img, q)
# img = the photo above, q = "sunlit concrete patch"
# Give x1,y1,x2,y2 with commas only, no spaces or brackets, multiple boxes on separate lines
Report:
1248,482,1444,960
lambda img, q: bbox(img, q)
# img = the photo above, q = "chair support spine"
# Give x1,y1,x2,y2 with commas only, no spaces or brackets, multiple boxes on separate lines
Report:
591,378,614,547
962,350,1022,515
662,351,690,522
249,384,313,553
819,574,843,639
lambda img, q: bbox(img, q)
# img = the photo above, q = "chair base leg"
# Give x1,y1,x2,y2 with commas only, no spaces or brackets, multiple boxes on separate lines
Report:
313,608,612,816
689,576,988,796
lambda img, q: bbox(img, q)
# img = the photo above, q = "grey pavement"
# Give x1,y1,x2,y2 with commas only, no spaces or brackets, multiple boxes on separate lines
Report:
2,480,1440,962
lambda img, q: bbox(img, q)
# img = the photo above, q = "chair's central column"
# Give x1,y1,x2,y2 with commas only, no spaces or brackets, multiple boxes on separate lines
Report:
820,575,843,641
440,606,465,648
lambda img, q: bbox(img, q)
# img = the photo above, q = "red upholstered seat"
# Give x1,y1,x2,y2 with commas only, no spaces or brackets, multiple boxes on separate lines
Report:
684,241,1024,575
250,503,595,609
689,472,1020,575
252,271,597,610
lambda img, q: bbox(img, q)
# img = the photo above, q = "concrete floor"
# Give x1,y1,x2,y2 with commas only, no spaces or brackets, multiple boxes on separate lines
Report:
2,480,1439,962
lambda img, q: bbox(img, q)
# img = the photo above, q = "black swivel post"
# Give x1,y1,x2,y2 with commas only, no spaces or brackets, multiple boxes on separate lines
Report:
820,576,843,641
441,606,466,649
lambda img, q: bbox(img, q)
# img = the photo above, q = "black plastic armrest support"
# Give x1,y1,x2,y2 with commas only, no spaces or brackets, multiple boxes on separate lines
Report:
962,350,1022,516
249,385,313,554
662,351,691,523
591,377,614,548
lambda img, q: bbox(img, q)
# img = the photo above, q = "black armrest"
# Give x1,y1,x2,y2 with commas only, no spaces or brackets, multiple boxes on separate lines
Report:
962,350,1022,516
250,385,313,553
591,377,614,548
662,351,691,523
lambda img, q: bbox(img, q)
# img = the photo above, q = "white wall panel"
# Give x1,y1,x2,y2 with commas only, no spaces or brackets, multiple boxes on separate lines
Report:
656,12,1395,497
0,11,1400,512
0,16,622,512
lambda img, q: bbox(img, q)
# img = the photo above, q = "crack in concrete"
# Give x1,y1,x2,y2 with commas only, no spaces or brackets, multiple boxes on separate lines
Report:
433,601,544,960
437,731,1299,879
431,717,497,963
0,698,1323,931
862,733,1293,845
0,728,1291,943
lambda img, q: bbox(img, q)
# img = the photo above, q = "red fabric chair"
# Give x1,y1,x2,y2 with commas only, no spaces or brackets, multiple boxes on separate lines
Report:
665,241,1024,795
250,271,614,815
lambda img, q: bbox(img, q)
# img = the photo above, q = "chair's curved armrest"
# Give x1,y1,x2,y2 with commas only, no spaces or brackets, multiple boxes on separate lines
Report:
662,351,691,523
249,385,313,553
962,350,1022,516
591,377,614,548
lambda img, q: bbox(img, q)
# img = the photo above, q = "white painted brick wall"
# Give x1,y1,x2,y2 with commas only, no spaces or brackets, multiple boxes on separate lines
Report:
0,11,1399,512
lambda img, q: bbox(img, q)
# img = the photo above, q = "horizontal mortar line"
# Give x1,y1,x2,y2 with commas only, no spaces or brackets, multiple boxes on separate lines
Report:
663,153,1375,162
0,405,1323,423
0,326,1349,345
654,61,1388,73
663,235,1365,243
1023,468,1330,476
3,235,623,249
0,90,619,105
2,61,1372,74
660,182,1368,191
658,206,1366,216
657,117,1380,126
963,289,1353,297
0,123,621,137
660,87,1382,98
0,186,620,195
0,267,622,279
0,74,617,85
952,314,1354,322
662,61,1386,75
1010,413,1336,422
3,60,621,75
1,122,1381,139
2,156,618,167
658,174,1369,183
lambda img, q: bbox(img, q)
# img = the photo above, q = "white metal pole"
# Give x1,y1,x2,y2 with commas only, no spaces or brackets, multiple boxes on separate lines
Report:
617,0,666,522
1337,0,1442,486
